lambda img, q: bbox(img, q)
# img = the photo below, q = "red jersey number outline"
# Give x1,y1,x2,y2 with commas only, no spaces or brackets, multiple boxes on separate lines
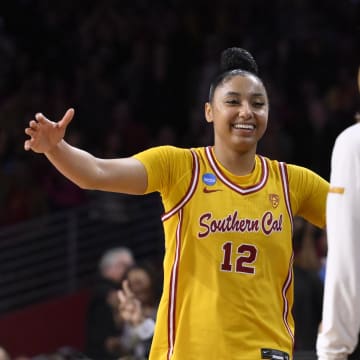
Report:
221,241,257,274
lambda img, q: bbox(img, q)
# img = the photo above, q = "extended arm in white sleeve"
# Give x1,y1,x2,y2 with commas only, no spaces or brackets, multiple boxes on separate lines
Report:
317,124,360,360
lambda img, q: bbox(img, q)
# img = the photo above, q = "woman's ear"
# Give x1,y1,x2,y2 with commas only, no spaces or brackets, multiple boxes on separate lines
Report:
205,102,213,123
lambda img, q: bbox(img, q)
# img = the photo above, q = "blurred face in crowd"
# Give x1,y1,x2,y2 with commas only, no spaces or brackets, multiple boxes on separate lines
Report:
127,267,153,305
103,252,135,284
205,73,269,154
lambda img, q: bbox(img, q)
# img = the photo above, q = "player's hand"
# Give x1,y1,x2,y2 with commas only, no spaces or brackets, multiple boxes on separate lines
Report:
24,108,74,153
118,280,144,326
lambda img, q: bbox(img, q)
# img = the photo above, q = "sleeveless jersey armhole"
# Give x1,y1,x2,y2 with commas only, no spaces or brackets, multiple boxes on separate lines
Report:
161,149,200,222
279,162,294,234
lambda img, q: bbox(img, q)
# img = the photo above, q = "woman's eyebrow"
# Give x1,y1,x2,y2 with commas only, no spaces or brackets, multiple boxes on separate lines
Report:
224,91,240,96
224,91,265,97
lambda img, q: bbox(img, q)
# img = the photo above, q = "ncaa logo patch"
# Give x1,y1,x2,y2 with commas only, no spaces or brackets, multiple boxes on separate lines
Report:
202,173,217,186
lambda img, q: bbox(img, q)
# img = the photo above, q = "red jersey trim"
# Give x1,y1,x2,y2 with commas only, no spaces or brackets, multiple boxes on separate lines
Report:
205,146,269,195
162,149,200,222
279,162,293,233
279,162,295,345
167,208,183,359
281,253,295,343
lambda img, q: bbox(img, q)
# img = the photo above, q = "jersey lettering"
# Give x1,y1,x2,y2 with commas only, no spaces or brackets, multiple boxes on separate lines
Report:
198,211,283,238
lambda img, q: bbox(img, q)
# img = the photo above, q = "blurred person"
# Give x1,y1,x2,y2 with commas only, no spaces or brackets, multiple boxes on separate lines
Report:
84,247,134,359
292,217,323,352
125,265,158,317
316,69,360,360
117,264,159,359
55,346,92,360
24,47,329,359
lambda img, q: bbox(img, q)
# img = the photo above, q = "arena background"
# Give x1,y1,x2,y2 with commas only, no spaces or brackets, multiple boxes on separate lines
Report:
0,0,359,359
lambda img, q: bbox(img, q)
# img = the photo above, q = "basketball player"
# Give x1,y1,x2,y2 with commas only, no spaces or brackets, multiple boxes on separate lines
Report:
24,47,329,360
316,68,360,360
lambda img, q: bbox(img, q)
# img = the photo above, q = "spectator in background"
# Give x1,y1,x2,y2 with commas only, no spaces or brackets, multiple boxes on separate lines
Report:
118,264,159,360
292,217,324,352
55,346,92,360
84,247,135,360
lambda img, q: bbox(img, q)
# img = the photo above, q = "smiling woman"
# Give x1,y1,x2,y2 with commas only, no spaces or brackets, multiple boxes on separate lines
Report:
24,47,329,360
205,48,269,175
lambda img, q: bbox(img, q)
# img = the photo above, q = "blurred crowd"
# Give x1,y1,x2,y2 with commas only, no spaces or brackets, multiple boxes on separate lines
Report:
0,218,327,359
0,346,91,360
0,246,161,360
0,1,359,357
0,0,359,226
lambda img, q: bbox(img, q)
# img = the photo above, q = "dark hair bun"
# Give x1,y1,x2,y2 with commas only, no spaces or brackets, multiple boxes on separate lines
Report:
220,47,258,75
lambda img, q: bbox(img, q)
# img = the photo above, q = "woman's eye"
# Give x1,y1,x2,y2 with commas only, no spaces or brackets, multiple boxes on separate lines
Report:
225,100,239,105
253,102,265,107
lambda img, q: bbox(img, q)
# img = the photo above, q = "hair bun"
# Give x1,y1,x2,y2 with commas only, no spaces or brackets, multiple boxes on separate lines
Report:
220,47,258,75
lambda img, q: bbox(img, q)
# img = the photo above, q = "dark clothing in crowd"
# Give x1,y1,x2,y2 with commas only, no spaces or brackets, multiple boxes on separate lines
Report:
84,277,121,360
293,266,323,351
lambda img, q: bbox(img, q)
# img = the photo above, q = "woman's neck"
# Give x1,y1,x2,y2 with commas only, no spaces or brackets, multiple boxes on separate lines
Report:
212,145,256,176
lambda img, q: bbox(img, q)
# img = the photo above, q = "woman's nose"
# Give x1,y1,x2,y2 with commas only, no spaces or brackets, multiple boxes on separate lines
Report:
238,102,252,119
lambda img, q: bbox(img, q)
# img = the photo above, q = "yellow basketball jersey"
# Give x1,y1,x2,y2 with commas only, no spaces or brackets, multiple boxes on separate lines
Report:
134,146,328,360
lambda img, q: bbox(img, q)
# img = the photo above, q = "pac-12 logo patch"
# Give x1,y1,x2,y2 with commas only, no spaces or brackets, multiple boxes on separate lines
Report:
202,173,217,186
269,194,280,208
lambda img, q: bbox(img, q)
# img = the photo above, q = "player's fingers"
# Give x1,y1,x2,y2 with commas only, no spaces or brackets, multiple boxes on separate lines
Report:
25,127,36,137
35,112,50,124
58,108,75,129
29,120,38,130
24,138,34,151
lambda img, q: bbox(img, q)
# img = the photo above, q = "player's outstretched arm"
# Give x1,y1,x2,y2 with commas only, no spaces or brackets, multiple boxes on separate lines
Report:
24,109,147,195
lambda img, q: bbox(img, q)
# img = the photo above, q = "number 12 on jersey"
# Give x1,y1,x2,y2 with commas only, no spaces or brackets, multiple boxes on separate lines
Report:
221,241,258,274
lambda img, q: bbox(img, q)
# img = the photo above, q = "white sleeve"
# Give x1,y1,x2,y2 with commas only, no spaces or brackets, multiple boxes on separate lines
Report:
316,124,360,360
